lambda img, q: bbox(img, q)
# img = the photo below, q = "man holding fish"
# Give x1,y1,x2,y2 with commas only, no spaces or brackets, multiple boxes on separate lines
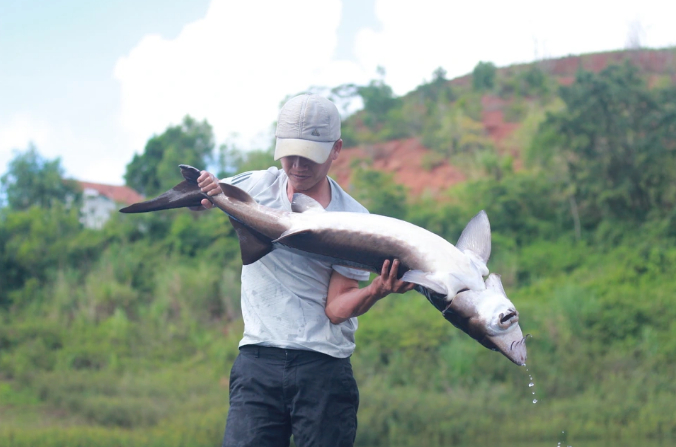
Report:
196,94,414,447
121,93,527,445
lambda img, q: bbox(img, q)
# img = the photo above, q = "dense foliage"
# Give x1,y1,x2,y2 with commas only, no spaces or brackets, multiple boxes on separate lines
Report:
0,145,80,211
124,116,215,197
2,53,676,446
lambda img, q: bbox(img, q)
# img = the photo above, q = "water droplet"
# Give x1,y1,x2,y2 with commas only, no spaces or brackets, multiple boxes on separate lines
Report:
529,382,534,387
532,398,538,404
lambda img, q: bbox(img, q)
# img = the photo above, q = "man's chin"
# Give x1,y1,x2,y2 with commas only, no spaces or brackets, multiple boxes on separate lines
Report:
288,177,315,191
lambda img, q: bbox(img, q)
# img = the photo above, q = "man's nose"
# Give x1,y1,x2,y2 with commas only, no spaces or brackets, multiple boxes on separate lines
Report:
292,156,309,169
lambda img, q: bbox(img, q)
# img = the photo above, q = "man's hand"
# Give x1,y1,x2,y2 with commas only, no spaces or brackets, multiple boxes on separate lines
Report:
325,259,414,324
369,259,415,299
196,170,222,209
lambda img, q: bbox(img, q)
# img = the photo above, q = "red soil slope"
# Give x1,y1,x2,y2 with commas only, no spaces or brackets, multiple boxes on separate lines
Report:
332,49,676,197
330,138,465,197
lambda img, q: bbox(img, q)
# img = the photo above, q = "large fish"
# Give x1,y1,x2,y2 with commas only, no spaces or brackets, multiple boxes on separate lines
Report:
120,165,527,365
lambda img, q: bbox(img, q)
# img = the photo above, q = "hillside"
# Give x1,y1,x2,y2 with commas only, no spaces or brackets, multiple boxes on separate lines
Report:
2,46,676,447
331,47,676,197
330,137,466,196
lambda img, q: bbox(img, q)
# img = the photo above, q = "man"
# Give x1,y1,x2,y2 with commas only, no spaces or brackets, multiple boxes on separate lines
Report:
197,94,413,447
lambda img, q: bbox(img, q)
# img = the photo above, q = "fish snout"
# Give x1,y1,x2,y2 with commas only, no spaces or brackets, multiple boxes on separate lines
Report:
505,334,529,366
489,327,528,366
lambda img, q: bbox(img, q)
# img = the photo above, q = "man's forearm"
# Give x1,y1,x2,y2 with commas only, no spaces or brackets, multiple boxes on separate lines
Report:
325,260,414,324
325,282,384,324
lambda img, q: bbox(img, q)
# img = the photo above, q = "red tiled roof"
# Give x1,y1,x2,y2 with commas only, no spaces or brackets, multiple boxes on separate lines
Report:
77,181,144,206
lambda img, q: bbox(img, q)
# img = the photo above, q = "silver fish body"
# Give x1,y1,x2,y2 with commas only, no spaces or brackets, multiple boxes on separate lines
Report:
120,165,527,365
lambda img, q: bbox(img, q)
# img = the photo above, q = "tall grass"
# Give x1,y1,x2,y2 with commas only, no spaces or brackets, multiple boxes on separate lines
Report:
2,198,676,446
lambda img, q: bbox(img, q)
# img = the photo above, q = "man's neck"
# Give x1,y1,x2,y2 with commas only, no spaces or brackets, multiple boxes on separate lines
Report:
287,176,331,208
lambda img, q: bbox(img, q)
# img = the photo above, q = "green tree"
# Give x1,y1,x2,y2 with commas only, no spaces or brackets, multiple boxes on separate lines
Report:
332,70,408,145
124,116,215,196
415,67,454,106
472,61,497,91
216,142,279,179
349,163,408,219
357,79,402,128
0,204,81,308
0,144,80,211
531,62,676,224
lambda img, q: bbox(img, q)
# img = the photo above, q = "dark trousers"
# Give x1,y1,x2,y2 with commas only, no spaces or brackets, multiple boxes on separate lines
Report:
222,345,359,447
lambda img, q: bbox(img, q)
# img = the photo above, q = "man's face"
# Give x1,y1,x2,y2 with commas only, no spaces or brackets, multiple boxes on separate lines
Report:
280,141,341,192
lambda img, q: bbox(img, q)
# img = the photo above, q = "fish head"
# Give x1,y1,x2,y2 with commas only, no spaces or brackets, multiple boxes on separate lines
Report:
443,274,527,366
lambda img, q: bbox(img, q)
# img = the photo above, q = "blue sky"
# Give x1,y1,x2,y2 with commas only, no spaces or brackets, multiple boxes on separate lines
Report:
0,0,211,183
1,0,674,185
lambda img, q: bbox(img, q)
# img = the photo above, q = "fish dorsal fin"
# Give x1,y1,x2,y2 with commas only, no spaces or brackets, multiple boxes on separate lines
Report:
229,217,273,265
219,182,256,204
179,164,201,184
291,194,326,214
485,273,506,296
401,270,448,296
456,210,491,265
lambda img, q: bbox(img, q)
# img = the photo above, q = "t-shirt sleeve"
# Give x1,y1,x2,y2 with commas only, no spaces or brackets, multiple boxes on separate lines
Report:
221,168,279,196
332,265,371,282
221,171,256,192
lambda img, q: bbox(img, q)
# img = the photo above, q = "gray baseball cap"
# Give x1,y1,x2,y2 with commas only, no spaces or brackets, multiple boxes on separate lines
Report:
274,94,341,164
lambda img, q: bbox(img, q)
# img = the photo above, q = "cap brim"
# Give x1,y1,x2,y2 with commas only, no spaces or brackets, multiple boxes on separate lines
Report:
274,138,334,164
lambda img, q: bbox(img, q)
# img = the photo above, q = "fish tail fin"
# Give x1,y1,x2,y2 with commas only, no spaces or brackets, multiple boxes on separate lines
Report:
119,165,206,213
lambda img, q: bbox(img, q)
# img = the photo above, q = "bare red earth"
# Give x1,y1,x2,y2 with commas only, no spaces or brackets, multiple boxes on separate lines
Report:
330,138,465,197
332,49,676,197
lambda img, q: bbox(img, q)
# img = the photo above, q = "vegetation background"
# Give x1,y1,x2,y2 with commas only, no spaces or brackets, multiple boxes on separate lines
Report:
1,48,676,446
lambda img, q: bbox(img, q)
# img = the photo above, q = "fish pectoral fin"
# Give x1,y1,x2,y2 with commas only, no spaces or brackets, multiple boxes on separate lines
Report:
291,194,326,214
485,273,507,296
401,270,448,295
229,217,273,265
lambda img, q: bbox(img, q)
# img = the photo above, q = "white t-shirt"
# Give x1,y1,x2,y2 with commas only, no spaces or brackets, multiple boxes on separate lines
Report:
223,167,370,358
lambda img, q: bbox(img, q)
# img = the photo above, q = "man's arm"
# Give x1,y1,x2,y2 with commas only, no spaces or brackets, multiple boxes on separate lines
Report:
325,259,415,324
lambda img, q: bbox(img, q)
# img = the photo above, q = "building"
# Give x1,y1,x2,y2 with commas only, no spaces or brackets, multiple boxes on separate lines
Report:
77,182,144,229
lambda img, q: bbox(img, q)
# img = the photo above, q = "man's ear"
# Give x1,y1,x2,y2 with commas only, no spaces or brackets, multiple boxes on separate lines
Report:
331,139,343,161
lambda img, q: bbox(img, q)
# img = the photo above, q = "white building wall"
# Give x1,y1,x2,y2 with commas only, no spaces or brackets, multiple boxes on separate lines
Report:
80,188,117,230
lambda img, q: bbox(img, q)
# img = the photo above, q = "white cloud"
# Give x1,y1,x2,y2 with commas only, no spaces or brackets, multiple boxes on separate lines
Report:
0,113,127,185
114,0,371,156
355,0,676,95
0,113,54,174
37,0,668,186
